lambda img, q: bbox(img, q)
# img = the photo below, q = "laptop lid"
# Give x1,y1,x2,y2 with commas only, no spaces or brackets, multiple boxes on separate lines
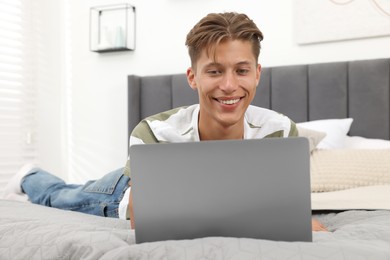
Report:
130,137,312,243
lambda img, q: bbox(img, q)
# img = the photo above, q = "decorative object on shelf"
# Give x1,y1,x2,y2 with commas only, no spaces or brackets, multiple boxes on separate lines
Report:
90,3,136,53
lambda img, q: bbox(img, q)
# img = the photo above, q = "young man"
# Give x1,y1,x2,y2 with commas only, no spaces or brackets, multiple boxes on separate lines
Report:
3,12,326,232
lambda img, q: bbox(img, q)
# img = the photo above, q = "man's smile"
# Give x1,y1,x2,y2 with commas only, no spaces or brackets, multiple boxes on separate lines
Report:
214,97,243,105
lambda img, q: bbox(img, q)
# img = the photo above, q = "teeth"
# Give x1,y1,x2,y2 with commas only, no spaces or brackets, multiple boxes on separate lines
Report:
219,99,240,105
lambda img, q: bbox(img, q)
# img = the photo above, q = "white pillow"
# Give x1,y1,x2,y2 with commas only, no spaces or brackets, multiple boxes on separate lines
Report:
296,118,353,149
344,136,390,149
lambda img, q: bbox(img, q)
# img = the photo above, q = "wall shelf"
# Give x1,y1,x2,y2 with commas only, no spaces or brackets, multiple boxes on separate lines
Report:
90,4,136,53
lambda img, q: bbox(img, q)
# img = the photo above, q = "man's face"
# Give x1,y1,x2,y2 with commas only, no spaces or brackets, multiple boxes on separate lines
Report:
187,39,261,130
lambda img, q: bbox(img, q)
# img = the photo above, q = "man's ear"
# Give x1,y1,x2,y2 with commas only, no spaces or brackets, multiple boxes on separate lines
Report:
255,64,262,87
186,67,197,90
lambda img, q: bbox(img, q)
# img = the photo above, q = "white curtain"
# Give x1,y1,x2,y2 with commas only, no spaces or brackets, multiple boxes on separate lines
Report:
0,0,38,194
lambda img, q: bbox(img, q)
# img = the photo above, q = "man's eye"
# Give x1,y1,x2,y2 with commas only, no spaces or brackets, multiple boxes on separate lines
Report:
237,69,249,75
207,70,221,75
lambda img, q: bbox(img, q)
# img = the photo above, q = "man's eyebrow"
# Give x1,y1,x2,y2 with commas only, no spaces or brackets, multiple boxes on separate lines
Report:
236,61,253,66
204,61,253,68
203,62,221,68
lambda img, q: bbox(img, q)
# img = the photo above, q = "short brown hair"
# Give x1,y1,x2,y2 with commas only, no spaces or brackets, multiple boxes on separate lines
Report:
185,12,264,68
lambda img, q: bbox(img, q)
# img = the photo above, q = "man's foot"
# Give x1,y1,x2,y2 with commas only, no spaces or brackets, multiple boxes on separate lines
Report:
4,193,28,202
2,163,37,201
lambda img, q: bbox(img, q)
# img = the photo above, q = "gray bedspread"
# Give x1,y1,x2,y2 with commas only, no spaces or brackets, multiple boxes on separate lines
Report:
1,200,390,260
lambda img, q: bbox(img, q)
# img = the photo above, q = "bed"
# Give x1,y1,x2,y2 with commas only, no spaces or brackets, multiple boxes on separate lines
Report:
1,58,390,259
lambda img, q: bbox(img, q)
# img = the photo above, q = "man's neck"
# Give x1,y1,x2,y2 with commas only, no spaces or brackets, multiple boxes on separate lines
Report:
198,121,244,141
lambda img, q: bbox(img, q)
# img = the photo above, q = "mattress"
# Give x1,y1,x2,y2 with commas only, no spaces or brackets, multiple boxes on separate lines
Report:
1,200,390,259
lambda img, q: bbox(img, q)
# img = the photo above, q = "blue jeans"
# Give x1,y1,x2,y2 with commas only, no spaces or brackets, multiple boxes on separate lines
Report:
21,167,130,218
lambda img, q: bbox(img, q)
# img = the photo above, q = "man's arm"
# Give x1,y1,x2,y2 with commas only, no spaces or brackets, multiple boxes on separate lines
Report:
126,120,159,229
128,181,135,229
290,121,328,231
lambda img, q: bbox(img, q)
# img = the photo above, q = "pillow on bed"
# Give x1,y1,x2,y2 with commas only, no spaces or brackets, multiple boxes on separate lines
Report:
311,149,390,192
297,118,353,149
344,136,390,149
297,126,326,152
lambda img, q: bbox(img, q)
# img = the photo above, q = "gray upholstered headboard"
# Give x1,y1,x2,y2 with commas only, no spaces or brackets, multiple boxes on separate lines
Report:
128,58,390,141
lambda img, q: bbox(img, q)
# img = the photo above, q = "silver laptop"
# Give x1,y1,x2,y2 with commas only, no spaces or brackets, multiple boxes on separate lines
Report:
130,137,312,243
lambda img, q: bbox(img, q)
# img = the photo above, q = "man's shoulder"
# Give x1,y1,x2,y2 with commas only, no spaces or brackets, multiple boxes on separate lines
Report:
246,105,291,124
145,106,191,122
245,105,297,138
131,105,199,143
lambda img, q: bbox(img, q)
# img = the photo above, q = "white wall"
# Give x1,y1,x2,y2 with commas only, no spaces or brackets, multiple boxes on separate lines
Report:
39,0,390,182
34,0,67,180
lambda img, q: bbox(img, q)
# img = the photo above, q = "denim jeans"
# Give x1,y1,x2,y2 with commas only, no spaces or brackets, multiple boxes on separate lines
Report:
21,167,130,218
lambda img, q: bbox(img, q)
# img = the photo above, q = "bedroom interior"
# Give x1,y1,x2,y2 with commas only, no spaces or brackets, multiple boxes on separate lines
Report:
1,0,390,258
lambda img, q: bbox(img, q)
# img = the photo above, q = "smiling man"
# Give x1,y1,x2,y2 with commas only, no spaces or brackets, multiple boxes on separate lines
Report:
126,12,326,231
128,13,294,147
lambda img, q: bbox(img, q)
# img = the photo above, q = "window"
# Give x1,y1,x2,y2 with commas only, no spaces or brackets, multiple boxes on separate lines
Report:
0,0,37,194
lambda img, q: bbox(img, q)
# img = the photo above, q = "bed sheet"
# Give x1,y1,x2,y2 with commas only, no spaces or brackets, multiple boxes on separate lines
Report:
1,200,390,260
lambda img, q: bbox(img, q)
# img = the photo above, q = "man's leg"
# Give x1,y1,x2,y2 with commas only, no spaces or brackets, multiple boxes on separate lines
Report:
19,167,130,217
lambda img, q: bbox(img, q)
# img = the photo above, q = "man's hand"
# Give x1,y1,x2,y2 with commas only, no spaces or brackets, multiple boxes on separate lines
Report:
312,218,327,231
128,181,135,229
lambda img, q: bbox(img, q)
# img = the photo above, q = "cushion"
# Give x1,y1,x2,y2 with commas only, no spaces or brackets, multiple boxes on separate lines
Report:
297,118,353,149
297,126,326,152
311,149,390,192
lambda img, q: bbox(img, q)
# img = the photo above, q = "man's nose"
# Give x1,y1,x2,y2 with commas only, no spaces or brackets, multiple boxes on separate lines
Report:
220,72,238,93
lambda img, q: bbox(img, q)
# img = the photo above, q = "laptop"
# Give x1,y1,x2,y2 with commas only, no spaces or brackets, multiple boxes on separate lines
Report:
130,137,312,243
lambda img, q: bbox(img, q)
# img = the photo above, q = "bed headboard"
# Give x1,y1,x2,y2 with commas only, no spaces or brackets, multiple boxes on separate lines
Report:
128,58,390,141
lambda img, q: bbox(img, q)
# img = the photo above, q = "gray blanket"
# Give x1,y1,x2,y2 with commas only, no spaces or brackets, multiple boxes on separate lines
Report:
1,200,390,259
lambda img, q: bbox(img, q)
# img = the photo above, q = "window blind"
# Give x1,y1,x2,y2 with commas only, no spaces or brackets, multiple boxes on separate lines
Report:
0,0,37,194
